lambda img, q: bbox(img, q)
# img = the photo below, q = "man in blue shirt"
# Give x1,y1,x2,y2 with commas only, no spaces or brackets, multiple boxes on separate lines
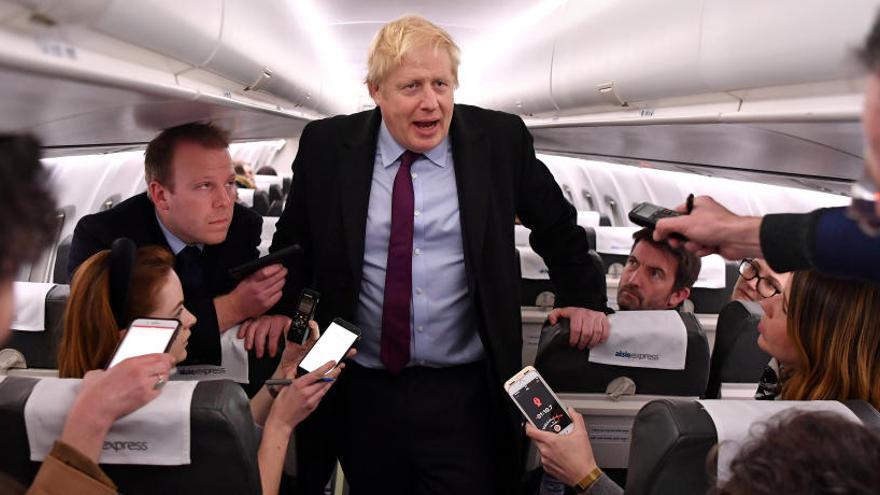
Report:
271,15,606,495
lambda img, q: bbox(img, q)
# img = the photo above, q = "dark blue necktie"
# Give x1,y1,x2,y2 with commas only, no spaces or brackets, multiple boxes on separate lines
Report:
176,245,205,297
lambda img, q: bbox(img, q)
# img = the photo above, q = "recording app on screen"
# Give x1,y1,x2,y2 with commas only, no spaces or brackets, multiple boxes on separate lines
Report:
513,377,573,432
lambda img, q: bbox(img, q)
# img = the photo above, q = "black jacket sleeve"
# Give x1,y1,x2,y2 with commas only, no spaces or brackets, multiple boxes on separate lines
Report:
513,118,607,311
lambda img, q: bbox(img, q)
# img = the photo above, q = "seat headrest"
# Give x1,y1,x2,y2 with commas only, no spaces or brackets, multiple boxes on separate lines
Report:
534,312,709,396
0,377,261,494
705,300,769,398
625,399,880,495
4,284,68,369
688,261,739,313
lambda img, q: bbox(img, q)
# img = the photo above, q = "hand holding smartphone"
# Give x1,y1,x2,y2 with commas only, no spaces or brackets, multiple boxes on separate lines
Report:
505,366,573,434
106,318,181,369
296,318,360,375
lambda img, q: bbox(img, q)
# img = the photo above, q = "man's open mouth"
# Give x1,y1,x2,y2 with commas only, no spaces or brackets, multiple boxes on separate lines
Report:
414,120,439,130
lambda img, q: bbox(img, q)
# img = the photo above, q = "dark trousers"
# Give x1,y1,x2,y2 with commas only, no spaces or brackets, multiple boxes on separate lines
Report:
336,361,500,495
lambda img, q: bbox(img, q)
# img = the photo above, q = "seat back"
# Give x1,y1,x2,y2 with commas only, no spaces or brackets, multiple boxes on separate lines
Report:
688,261,739,314
535,313,710,396
4,284,69,369
624,399,880,495
705,300,769,399
0,377,261,494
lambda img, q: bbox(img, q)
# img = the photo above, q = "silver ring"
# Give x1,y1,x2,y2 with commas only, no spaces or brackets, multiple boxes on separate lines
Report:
153,374,166,390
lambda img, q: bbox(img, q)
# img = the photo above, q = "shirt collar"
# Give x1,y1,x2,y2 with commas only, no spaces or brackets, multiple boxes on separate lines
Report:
155,213,203,255
377,120,450,169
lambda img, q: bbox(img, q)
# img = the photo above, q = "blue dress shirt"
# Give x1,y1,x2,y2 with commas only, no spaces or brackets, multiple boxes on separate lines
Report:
353,122,484,369
156,213,203,254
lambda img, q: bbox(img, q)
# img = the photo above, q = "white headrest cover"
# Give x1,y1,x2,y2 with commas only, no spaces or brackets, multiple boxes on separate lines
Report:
25,378,197,465
697,400,861,482
12,282,56,332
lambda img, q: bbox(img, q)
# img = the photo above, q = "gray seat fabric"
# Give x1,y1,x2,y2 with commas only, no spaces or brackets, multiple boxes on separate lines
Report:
4,285,69,369
687,261,739,314
624,399,880,495
534,312,710,396
53,235,72,284
705,300,769,399
0,377,261,494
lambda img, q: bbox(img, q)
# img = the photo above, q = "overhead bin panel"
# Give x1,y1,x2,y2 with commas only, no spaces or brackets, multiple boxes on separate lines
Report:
551,0,710,113
92,0,222,68
473,32,556,116
700,0,877,93
209,1,346,116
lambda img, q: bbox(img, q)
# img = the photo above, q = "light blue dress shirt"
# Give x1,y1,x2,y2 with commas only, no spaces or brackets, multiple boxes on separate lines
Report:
353,122,484,369
156,213,203,254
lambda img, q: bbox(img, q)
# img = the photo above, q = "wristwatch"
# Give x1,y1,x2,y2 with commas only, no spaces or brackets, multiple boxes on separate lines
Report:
576,466,603,491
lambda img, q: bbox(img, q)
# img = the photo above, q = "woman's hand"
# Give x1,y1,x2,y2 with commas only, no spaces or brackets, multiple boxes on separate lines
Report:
265,360,342,433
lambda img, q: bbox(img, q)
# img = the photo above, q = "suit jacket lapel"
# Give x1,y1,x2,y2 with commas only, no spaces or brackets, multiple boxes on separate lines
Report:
339,110,382,283
450,106,490,278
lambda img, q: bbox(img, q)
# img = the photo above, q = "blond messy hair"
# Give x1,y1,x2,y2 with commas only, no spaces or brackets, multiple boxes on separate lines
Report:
365,15,461,89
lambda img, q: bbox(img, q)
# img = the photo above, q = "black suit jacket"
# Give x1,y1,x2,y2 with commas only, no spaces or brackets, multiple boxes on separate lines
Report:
271,104,606,485
68,192,262,365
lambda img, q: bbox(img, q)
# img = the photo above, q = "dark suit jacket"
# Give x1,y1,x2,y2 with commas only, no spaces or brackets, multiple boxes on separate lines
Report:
271,104,606,487
67,192,262,365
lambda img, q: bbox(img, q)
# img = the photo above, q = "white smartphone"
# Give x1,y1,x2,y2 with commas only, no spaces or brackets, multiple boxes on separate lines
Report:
106,318,181,369
297,317,360,374
504,366,574,434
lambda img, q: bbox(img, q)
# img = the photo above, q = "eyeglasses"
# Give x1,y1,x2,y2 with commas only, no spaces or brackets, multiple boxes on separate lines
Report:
738,259,782,299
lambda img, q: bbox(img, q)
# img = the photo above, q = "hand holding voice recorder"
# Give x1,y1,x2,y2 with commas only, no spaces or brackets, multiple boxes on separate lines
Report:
287,288,320,345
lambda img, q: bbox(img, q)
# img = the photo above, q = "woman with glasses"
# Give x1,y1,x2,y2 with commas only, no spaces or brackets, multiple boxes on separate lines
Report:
732,258,790,302
754,270,880,407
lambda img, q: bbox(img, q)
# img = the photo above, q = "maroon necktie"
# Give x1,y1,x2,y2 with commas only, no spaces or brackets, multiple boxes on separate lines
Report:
380,150,419,374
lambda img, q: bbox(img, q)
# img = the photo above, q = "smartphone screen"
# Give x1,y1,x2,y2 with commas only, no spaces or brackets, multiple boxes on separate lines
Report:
107,319,179,369
298,320,358,373
512,375,573,433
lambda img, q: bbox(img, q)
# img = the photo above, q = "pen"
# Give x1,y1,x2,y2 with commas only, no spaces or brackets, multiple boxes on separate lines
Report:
265,377,335,386
686,193,695,214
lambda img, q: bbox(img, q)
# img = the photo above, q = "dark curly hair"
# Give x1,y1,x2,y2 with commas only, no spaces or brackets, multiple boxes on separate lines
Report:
0,135,58,279
712,411,880,495
632,227,701,291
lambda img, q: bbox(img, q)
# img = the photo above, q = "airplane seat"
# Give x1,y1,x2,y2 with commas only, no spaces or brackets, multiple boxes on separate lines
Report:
267,200,283,217
252,190,271,216
268,184,283,204
688,261,739,314
237,187,255,208
517,225,604,307
624,399,880,495
4,283,69,369
0,377,262,494
705,301,769,399
282,176,291,195
534,314,710,397
52,235,72,284
599,215,612,226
